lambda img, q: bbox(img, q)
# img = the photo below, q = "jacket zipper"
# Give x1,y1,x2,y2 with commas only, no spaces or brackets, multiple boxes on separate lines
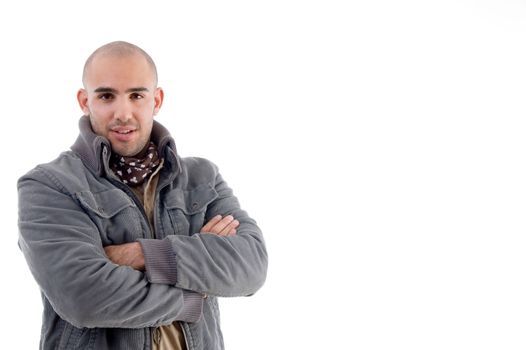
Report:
181,323,191,350
107,177,154,239
107,177,161,350
151,161,167,239
151,168,193,350
103,149,190,349
106,153,192,350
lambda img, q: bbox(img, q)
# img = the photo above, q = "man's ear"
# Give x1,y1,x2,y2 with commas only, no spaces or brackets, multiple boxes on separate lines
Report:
153,87,164,115
77,89,90,115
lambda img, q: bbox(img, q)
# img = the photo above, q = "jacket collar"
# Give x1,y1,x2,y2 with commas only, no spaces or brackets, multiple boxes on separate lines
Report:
71,115,181,178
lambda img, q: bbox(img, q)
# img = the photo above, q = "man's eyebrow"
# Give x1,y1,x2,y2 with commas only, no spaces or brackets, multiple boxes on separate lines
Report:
126,87,149,93
92,87,150,93
93,87,118,93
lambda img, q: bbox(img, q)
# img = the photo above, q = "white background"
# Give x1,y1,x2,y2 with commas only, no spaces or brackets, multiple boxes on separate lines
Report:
1,0,526,349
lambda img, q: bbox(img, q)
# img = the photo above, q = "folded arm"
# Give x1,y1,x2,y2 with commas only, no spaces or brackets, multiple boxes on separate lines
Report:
139,166,268,298
18,168,203,329
105,214,239,269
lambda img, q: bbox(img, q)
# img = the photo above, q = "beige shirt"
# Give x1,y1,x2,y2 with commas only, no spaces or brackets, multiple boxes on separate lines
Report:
130,162,187,350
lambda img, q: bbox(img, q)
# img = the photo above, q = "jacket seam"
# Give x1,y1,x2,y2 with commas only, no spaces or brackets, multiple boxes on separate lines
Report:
34,166,71,197
156,193,167,239
33,165,112,249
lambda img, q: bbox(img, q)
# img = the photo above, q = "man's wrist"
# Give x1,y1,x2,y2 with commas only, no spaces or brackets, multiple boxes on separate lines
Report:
104,242,145,271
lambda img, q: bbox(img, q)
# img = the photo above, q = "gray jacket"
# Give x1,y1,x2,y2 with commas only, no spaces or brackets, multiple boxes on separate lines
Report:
18,116,267,350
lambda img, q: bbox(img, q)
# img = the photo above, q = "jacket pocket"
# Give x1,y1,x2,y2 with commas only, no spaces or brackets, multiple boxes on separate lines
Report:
75,189,143,245
163,184,218,236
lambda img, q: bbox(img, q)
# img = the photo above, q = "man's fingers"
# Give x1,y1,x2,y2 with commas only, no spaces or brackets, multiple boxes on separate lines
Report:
201,215,239,236
212,215,235,234
201,215,222,233
207,215,234,235
220,219,239,236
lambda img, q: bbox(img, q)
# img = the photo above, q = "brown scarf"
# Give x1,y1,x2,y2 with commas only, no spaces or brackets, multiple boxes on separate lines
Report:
110,142,161,186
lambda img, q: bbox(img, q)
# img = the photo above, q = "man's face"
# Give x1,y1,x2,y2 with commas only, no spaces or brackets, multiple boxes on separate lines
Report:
77,53,163,156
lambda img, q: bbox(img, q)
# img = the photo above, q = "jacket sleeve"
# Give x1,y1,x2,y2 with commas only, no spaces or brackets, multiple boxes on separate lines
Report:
17,167,203,329
139,163,268,298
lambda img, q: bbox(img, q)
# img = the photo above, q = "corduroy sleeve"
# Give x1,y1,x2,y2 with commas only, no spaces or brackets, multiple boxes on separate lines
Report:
139,160,268,297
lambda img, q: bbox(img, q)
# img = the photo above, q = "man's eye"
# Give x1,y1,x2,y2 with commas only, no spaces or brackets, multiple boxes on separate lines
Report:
98,93,114,101
130,93,144,100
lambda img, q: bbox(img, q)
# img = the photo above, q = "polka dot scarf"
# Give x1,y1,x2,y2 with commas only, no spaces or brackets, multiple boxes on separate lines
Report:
110,142,161,186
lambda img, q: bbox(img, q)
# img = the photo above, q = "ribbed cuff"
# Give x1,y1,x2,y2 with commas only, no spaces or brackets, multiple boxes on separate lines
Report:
138,238,178,285
181,291,204,323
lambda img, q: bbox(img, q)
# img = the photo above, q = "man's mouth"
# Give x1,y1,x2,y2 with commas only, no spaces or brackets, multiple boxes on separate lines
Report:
110,127,137,134
110,127,137,141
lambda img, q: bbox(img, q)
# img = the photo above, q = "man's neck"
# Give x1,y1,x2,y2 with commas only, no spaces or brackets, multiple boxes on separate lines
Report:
116,140,152,159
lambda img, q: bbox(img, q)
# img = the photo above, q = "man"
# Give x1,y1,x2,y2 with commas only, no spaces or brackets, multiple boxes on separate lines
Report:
18,41,267,350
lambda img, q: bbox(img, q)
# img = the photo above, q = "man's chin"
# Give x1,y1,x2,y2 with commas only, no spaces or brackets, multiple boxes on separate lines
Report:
111,143,148,158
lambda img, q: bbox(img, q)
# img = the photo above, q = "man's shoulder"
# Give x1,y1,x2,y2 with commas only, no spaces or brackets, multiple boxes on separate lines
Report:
178,156,220,183
18,151,92,192
23,151,83,176
180,156,217,171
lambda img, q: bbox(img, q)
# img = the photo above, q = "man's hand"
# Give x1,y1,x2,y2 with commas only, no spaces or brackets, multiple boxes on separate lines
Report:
104,242,145,271
104,216,238,270
200,215,239,236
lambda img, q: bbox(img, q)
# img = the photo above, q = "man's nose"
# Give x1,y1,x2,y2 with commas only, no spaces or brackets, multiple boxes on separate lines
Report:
113,99,133,122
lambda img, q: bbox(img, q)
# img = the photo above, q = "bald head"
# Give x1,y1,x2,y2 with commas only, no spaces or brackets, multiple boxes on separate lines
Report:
82,41,158,87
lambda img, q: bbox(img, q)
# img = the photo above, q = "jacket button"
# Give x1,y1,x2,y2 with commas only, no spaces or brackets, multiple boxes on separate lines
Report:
192,202,198,209
98,207,105,213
